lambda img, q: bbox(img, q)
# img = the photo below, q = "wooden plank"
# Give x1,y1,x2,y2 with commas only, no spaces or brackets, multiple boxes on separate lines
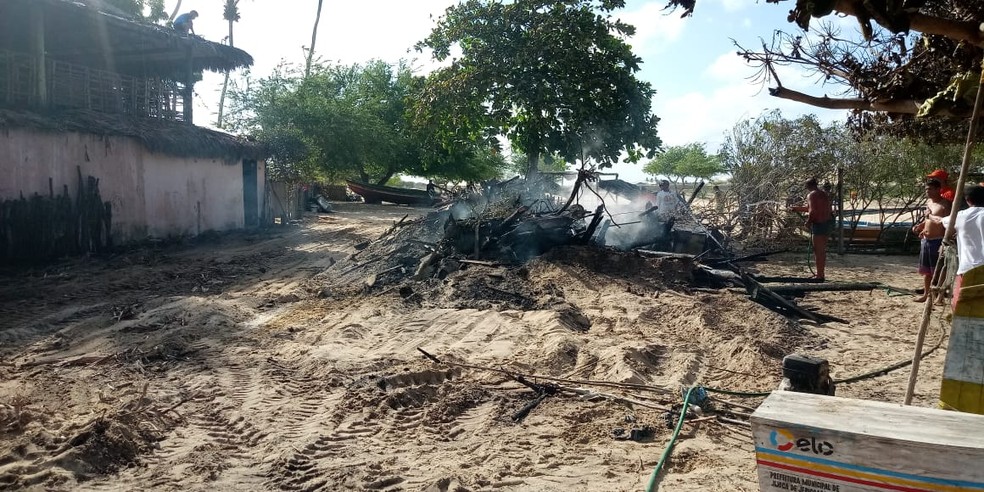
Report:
752,391,984,492
753,275,827,284
767,283,881,295
741,272,828,324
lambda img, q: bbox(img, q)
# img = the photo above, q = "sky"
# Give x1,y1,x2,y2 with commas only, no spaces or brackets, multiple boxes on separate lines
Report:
178,0,854,183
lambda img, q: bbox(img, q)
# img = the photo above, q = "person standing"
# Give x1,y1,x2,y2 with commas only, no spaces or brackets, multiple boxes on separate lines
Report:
935,184,984,308
912,179,951,303
927,169,956,202
173,10,199,35
654,180,682,241
791,178,833,281
654,180,680,220
712,185,725,213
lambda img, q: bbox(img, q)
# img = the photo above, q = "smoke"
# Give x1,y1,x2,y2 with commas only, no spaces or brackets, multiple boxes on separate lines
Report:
552,179,669,251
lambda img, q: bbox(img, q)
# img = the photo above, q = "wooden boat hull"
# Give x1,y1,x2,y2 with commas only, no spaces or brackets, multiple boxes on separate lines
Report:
346,180,435,206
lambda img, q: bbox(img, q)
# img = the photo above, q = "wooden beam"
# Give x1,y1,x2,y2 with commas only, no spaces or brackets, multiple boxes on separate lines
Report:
29,2,47,107
182,45,193,123
48,48,189,64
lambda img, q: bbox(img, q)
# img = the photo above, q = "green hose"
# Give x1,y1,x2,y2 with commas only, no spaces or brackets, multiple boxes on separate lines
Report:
644,386,697,492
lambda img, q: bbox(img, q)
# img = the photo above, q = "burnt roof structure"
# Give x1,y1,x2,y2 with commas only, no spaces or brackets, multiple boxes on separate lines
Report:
0,0,253,78
0,108,266,159
0,0,254,125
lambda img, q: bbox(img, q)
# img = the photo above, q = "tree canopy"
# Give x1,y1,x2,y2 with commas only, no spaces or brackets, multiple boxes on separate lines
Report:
665,0,984,142
416,0,662,178
227,60,508,185
719,110,977,217
643,143,723,184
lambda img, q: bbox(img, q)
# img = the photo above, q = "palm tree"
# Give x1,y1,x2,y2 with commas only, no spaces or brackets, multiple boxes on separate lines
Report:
305,0,324,78
167,0,181,22
216,0,241,128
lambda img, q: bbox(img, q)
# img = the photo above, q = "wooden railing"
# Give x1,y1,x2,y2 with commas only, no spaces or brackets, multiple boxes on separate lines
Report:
0,50,186,121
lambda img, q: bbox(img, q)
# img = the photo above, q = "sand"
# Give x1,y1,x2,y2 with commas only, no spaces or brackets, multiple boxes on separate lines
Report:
0,203,949,491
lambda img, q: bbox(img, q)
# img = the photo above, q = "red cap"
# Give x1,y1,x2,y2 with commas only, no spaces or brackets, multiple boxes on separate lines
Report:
927,169,949,180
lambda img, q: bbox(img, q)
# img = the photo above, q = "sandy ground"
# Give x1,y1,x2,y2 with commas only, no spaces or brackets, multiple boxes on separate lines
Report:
0,203,951,491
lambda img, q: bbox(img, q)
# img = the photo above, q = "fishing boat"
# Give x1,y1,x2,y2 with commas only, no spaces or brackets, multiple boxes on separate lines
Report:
841,220,913,244
345,180,437,206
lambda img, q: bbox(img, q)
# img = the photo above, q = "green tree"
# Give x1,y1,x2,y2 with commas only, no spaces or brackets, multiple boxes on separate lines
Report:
644,143,722,185
228,60,509,185
416,0,661,179
720,111,841,207
718,110,980,240
506,152,568,178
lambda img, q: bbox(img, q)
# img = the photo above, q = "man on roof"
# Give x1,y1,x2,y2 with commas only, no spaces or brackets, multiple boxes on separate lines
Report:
173,10,199,36
927,169,955,202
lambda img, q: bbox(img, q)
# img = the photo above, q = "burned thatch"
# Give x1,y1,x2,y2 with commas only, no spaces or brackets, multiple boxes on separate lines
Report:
0,108,265,160
0,0,253,77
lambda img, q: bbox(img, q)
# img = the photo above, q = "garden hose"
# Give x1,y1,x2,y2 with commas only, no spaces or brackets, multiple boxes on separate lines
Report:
644,386,698,492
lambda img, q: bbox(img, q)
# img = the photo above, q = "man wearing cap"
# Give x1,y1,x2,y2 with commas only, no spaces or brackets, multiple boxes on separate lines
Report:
927,169,955,202
912,179,951,303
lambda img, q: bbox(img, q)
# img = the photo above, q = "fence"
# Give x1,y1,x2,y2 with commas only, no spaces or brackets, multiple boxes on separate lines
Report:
0,170,112,263
0,50,185,120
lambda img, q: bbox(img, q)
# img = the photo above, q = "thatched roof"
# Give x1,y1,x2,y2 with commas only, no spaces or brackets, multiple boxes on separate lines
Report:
0,108,266,160
0,0,253,78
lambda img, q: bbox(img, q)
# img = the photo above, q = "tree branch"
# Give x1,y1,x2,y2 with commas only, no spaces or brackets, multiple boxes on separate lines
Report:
833,0,984,47
768,86,921,113
909,12,984,47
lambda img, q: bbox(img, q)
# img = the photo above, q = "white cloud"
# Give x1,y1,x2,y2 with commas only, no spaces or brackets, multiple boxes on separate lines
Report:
703,51,750,82
604,78,846,183
715,0,747,13
618,2,688,55
653,80,844,152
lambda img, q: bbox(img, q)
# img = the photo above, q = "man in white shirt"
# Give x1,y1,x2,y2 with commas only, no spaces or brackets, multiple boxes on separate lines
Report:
939,184,984,308
654,180,680,221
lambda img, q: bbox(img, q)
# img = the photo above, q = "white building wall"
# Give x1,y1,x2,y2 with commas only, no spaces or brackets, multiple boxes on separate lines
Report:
0,128,256,242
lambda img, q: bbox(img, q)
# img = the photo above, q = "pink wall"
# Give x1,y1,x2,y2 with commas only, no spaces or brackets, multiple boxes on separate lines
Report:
141,154,244,237
0,128,264,242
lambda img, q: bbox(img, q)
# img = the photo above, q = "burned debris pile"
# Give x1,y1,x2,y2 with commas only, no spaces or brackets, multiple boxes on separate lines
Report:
317,174,868,324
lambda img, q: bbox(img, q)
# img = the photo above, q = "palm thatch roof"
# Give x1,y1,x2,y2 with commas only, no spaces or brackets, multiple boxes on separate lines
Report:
0,108,266,160
0,0,253,78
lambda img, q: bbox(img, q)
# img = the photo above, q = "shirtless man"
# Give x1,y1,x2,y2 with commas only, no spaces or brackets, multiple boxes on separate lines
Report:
791,178,833,281
912,179,951,303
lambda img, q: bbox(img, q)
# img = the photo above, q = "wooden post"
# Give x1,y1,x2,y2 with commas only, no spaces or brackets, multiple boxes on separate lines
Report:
905,54,984,405
182,46,194,123
836,166,844,255
29,3,47,107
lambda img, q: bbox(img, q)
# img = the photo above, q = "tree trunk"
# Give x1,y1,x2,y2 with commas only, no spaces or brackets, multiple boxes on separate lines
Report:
525,151,539,180
216,18,235,128
168,0,182,22
306,0,325,78
833,0,984,47
376,172,395,186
